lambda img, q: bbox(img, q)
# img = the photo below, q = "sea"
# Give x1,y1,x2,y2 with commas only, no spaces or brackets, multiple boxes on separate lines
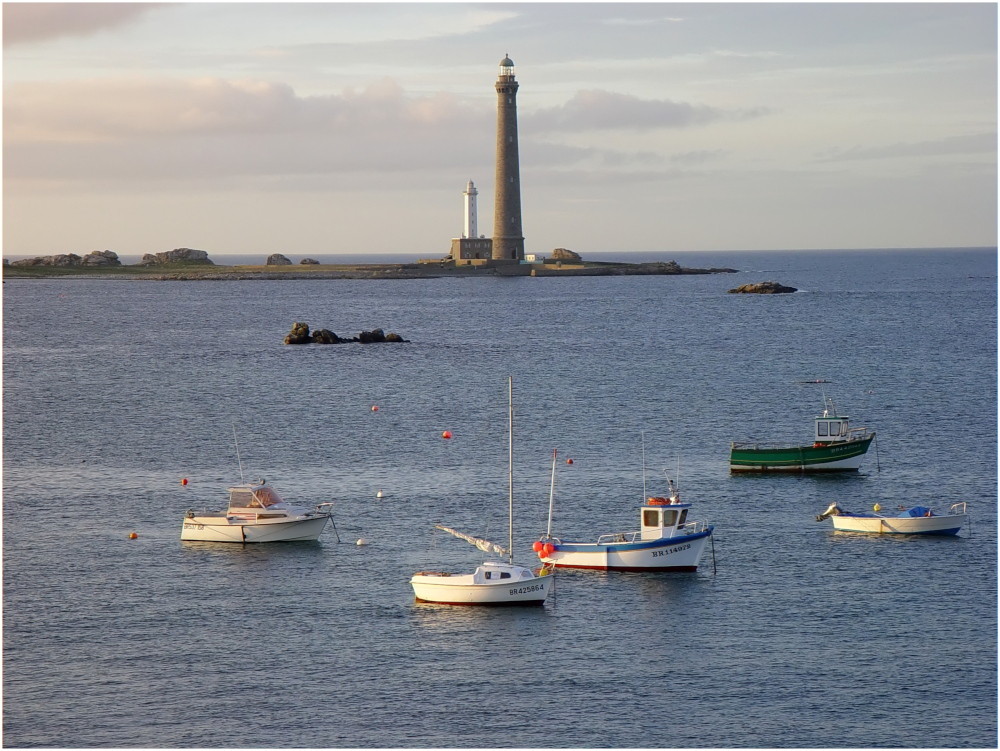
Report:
2,247,997,749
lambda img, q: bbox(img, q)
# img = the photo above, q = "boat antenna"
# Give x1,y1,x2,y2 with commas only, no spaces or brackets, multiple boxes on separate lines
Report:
232,423,245,484
641,430,647,503
546,448,557,539
507,376,514,565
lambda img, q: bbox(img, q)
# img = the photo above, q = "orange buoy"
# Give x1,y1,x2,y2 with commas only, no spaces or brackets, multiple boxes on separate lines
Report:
566,458,574,465
181,478,188,486
442,430,452,439
129,532,138,539
371,405,379,412
542,543,555,557
532,540,544,552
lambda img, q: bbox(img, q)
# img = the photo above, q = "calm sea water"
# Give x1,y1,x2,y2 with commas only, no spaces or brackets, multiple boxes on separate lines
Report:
3,248,997,748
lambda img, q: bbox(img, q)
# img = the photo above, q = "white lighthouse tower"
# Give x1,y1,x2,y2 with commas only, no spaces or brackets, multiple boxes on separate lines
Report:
463,180,478,239
450,179,492,263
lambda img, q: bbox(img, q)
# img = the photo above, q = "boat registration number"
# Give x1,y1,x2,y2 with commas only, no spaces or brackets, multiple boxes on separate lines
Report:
652,543,690,557
509,584,544,595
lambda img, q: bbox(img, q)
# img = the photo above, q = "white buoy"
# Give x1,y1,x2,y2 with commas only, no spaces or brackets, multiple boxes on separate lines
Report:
376,489,383,499
356,538,368,546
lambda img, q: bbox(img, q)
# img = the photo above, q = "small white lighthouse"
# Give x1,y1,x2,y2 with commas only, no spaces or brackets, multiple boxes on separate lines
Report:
463,180,478,239
449,179,493,263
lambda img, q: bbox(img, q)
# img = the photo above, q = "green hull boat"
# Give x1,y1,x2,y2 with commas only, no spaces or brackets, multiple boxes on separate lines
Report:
730,398,875,472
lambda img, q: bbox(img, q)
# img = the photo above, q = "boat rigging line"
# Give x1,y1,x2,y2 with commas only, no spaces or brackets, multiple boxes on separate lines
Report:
232,422,246,485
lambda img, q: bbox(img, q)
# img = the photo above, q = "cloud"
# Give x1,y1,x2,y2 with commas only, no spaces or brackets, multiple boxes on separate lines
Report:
2,3,166,47
4,76,487,142
525,90,770,132
3,75,495,185
817,132,997,161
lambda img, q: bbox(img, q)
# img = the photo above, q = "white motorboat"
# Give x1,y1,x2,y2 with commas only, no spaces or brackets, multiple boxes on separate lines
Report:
410,377,553,606
816,502,968,535
535,471,714,572
181,480,335,543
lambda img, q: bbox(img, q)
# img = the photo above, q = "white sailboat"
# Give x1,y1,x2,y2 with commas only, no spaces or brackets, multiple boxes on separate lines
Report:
410,377,553,606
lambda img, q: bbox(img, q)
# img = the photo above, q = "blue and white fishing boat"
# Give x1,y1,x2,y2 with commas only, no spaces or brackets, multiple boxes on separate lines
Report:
535,466,714,572
816,502,968,535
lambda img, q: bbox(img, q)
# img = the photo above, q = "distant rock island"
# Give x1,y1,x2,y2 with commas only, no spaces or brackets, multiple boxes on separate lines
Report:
8,249,122,267
728,281,798,294
284,322,408,345
4,246,739,280
137,248,213,266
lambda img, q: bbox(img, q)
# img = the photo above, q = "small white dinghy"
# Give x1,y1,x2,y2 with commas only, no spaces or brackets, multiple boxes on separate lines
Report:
410,377,553,606
816,502,968,535
181,480,335,543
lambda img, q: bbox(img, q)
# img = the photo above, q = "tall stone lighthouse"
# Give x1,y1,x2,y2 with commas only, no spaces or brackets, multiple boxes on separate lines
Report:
492,55,524,262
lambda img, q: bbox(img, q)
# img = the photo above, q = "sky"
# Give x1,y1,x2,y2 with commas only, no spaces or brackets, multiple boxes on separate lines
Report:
2,2,997,258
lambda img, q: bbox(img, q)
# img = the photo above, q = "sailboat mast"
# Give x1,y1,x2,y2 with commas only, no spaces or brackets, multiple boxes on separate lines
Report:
507,376,514,564
641,430,647,503
546,448,557,538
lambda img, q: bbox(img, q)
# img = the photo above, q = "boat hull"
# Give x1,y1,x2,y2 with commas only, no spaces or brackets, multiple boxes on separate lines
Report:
540,529,713,572
410,573,551,606
829,513,965,535
181,514,330,543
730,434,874,472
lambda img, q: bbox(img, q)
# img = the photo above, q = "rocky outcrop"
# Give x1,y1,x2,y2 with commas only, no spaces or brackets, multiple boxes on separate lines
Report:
10,250,121,267
283,322,408,345
11,253,82,267
82,250,121,266
551,247,582,261
284,321,312,344
728,281,797,294
300,258,320,265
138,248,213,266
266,254,292,265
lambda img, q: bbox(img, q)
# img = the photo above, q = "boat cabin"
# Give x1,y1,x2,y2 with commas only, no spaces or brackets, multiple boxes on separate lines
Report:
814,407,851,445
227,483,285,510
640,499,689,540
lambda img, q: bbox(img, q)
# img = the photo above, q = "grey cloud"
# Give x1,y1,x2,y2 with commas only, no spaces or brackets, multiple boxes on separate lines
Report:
670,149,727,165
525,89,770,132
817,132,996,162
2,3,167,47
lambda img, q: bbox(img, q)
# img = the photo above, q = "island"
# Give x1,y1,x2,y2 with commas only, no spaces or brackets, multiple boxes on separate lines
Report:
3,247,738,280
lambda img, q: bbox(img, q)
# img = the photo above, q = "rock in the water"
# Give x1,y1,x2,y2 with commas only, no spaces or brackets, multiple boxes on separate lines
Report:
138,248,213,266
312,329,341,344
283,322,407,344
728,281,797,294
266,254,293,266
300,258,320,265
358,328,387,344
284,321,311,344
550,247,582,261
